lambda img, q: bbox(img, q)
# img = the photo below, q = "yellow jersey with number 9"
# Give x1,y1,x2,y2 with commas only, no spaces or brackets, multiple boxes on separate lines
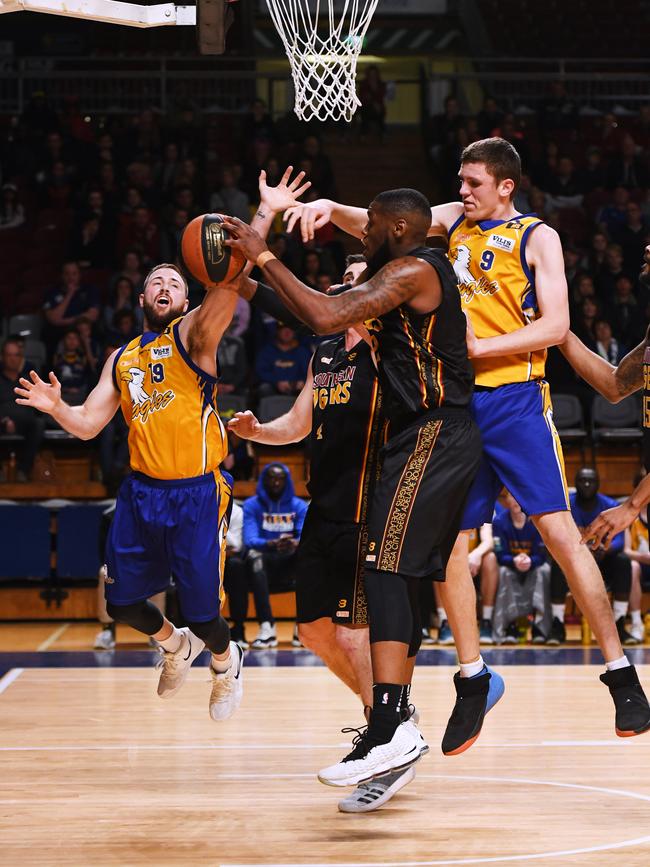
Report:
112,316,227,480
447,213,545,388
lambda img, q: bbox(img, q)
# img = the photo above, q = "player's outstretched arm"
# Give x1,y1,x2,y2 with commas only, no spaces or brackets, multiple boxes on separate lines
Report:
582,475,650,550
284,198,367,243
559,329,647,403
228,367,314,445
466,224,569,359
14,351,121,440
222,216,435,334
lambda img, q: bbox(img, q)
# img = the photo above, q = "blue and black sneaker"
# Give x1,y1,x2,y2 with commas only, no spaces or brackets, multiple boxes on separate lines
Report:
441,665,505,756
437,619,454,645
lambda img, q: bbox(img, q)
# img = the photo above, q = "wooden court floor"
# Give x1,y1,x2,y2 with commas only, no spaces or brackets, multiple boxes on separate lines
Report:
1,663,650,866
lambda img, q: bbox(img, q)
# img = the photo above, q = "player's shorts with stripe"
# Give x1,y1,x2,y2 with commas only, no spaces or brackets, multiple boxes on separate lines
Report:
365,408,481,580
105,469,232,622
295,504,368,625
460,380,569,531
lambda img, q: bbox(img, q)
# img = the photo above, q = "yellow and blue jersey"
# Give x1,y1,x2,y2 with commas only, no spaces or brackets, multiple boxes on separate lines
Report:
447,213,545,388
112,316,228,480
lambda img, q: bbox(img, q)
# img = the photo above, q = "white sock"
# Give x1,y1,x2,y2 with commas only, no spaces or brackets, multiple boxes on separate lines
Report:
482,605,494,621
437,607,447,622
613,600,628,620
605,655,631,671
211,649,232,673
158,626,183,652
631,610,643,627
552,604,565,623
459,655,485,678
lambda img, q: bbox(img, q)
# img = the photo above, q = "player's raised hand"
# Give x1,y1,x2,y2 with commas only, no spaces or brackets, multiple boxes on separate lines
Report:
258,166,311,215
228,410,261,440
284,199,333,243
14,370,62,414
581,502,637,550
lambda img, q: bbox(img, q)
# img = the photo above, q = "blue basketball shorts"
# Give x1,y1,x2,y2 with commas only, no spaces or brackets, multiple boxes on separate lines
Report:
460,380,569,530
105,470,233,622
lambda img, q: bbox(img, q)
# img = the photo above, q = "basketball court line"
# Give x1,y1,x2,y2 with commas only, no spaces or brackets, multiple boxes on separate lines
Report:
219,774,650,866
36,623,70,651
0,668,23,695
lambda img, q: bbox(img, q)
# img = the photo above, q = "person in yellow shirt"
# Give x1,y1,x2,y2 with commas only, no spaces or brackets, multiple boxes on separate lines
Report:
14,168,309,720
284,138,650,746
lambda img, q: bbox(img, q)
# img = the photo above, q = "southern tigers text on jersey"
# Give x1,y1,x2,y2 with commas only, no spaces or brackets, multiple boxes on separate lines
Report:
309,335,385,524
112,317,227,479
447,213,545,388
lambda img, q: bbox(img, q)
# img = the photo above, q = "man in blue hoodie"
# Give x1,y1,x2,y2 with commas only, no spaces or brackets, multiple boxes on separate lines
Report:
243,462,308,647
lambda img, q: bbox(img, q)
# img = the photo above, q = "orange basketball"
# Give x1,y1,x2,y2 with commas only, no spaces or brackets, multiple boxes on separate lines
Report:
179,213,246,287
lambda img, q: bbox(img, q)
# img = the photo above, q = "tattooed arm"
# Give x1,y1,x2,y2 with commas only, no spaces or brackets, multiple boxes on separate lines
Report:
222,217,439,334
559,328,647,403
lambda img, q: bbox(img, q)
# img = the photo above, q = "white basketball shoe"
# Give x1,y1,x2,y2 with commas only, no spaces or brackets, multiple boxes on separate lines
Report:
156,627,205,699
209,641,244,721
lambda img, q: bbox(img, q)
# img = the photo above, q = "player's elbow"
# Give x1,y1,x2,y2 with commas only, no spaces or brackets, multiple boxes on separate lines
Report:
548,317,569,346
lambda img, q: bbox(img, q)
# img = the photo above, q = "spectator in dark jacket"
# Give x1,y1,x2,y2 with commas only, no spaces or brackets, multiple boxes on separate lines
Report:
255,324,311,397
0,337,46,480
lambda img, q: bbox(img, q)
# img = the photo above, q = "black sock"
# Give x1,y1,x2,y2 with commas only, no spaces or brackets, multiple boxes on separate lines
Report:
368,683,404,743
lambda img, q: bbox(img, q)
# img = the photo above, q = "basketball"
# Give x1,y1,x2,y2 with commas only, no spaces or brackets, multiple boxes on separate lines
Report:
179,213,246,288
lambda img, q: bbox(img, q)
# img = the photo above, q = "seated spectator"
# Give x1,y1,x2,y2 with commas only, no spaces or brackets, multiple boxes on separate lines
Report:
68,215,109,269
111,250,145,295
546,156,583,208
53,328,92,405
316,273,333,293
255,323,311,397
492,493,551,644
573,296,601,347
301,135,336,198
0,337,46,481
243,98,276,145
477,96,503,138
0,182,25,229
154,141,181,197
576,146,607,194
103,276,144,334
624,491,650,644
43,261,100,353
550,468,638,646
598,187,630,236
230,296,251,340
612,201,648,273
117,205,160,266
243,463,307,648
160,207,189,263
217,324,248,396
107,309,139,347
571,273,597,310
593,318,626,364
209,166,251,223
76,315,100,379
595,243,631,298
563,245,582,288
223,501,249,649
607,134,648,190
610,274,642,347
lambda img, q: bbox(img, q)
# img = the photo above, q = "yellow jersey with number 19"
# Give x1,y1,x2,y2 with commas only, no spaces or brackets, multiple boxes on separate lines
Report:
447,213,545,388
111,316,227,480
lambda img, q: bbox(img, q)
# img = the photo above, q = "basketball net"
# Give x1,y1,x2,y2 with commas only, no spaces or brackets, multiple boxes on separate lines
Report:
264,0,380,122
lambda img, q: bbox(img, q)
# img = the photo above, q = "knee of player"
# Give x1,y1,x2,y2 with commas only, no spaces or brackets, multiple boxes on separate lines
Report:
335,625,368,655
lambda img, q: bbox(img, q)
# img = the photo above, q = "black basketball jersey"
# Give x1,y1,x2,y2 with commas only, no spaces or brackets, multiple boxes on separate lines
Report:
642,346,650,473
308,334,385,523
364,246,474,430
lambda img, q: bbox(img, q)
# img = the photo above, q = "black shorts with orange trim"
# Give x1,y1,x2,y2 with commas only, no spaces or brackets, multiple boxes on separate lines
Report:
295,504,368,626
364,408,481,580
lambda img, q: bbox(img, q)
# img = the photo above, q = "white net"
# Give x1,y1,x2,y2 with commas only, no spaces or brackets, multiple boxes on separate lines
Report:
264,0,380,122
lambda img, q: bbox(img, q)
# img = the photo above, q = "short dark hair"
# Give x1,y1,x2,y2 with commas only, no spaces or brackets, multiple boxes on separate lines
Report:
144,263,188,296
461,137,521,194
373,188,431,222
345,253,366,268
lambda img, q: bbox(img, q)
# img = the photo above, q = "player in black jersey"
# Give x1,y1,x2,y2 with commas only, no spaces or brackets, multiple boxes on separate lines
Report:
223,188,487,785
232,257,423,812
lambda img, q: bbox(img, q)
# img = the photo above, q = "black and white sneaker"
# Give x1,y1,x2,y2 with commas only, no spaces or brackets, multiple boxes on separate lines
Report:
337,765,416,813
250,621,278,649
318,723,420,788
546,617,566,646
616,616,641,646
600,664,650,737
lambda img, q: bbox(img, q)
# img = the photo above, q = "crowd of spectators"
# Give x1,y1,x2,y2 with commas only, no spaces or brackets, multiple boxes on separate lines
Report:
429,90,650,412
0,95,346,485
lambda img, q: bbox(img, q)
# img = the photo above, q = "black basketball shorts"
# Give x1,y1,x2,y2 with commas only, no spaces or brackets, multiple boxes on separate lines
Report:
365,408,481,580
295,504,368,626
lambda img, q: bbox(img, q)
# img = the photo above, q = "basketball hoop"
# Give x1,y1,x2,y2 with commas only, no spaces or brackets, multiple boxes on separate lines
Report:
264,0,380,122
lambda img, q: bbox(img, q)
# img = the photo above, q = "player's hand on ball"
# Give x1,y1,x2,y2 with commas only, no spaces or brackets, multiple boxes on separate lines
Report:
258,166,311,215
227,410,261,439
221,217,268,262
14,371,62,413
283,199,333,243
